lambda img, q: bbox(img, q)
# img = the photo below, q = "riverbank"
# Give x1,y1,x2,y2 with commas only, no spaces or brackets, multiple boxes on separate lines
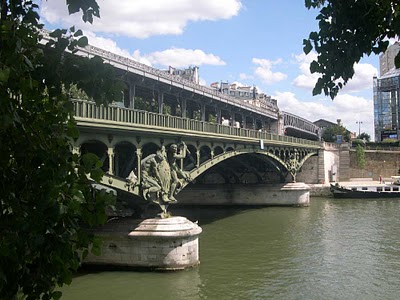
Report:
308,183,331,197
309,179,386,198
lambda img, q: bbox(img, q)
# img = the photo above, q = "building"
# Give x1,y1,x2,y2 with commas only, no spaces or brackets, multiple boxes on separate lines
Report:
374,43,400,141
166,66,199,84
314,119,354,142
379,42,400,76
210,82,277,110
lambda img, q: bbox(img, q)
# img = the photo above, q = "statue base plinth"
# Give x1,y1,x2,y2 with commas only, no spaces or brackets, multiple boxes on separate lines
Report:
84,216,202,271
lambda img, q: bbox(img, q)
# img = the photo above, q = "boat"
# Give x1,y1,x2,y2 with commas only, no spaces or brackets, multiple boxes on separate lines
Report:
330,176,400,198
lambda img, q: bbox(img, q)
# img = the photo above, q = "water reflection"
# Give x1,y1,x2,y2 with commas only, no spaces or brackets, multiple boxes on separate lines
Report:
62,198,400,300
63,267,202,300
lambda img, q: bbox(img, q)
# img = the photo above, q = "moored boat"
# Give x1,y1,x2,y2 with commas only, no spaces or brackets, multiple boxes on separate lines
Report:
330,176,400,198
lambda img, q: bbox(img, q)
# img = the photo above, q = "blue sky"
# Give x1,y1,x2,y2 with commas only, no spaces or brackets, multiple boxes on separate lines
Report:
40,0,380,139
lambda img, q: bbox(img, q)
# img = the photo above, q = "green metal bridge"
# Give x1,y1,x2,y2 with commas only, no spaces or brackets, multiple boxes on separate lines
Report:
72,99,321,201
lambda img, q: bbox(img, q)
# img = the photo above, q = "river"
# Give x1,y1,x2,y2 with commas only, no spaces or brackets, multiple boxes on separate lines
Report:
61,197,400,299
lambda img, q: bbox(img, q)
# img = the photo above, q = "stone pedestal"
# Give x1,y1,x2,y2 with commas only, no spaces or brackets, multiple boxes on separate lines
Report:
84,216,202,270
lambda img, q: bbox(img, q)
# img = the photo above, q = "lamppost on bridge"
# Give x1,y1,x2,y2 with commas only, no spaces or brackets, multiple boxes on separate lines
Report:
356,121,363,137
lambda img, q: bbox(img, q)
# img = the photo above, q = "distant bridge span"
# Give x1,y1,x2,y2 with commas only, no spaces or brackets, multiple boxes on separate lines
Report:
41,30,320,140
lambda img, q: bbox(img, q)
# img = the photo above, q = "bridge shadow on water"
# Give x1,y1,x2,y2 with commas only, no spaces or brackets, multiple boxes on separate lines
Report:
169,204,279,226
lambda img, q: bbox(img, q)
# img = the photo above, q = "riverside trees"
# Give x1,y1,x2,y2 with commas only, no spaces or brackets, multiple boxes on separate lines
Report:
304,0,400,99
0,0,123,299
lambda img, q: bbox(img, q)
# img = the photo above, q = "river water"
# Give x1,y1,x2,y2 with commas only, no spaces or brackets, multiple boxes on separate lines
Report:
61,197,400,300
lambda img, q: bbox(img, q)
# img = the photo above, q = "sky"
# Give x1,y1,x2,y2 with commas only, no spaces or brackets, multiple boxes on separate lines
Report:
39,0,382,140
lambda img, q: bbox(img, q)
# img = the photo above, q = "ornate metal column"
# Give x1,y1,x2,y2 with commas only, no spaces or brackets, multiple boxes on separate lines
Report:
196,149,200,168
107,147,115,175
136,148,142,184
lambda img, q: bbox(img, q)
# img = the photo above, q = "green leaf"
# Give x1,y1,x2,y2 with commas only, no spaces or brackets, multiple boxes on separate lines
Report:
91,236,103,256
74,29,83,37
49,29,66,38
90,168,103,182
310,60,319,73
0,67,10,82
52,291,63,300
77,36,88,47
303,39,313,54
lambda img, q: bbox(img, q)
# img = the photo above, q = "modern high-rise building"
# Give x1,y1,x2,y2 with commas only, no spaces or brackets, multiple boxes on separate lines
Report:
379,42,400,76
374,43,400,141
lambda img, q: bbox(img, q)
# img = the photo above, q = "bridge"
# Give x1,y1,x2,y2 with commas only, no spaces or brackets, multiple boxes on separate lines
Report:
40,30,332,212
73,99,321,209
40,30,320,142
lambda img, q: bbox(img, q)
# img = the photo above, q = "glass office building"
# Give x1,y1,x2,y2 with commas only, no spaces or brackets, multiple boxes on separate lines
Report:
374,43,400,141
373,68,400,141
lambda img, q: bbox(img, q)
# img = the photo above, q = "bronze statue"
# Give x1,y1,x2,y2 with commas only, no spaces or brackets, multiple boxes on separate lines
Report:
167,142,190,201
139,142,191,217
286,150,300,182
140,150,167,202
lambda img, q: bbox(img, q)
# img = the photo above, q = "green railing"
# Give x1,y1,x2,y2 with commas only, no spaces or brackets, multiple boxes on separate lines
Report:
73,99,320,147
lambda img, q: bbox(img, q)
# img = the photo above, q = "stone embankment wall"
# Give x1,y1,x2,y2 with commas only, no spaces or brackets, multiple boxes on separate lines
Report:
348,149,400,180
296,143,341,185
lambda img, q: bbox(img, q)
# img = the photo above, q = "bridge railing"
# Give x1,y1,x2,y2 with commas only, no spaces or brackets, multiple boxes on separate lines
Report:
73,99,320,147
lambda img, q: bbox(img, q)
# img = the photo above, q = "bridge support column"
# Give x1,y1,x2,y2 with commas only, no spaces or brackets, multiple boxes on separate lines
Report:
181,98,187,118
217,107,222,124
230,111,235,126
107,147,115,175
200,102,206,122
136,148,142,184
129,83,136,109
158,92,164,114
196,150,200,168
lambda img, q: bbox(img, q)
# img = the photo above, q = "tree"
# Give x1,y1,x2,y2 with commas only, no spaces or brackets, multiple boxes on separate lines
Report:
321,124,351,142
0,0,123,299
355,144,366,169
357,132,371,142
303,0,400,99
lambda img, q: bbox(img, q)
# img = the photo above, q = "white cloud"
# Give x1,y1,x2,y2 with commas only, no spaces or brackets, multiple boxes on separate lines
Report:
292,52,319,89
144,48,226,68
341,63,378,93
40,0,242,38
293,52,378,94
80,31,225,68
239,73,253,80
274,91,374,139
199,77,207,86
82,31,153,66
252,58,287,84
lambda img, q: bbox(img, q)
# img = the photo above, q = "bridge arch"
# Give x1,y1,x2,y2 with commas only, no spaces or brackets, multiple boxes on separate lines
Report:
199,145,212,165
141,142,161,159
80,140,109,172
214,146,224,156
114,142,136,178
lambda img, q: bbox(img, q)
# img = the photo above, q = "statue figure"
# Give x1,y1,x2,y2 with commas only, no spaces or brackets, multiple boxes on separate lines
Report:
167,142,190,201
286,150,300,182
139,142,191,217
140,150,169,203
126,169,138,190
